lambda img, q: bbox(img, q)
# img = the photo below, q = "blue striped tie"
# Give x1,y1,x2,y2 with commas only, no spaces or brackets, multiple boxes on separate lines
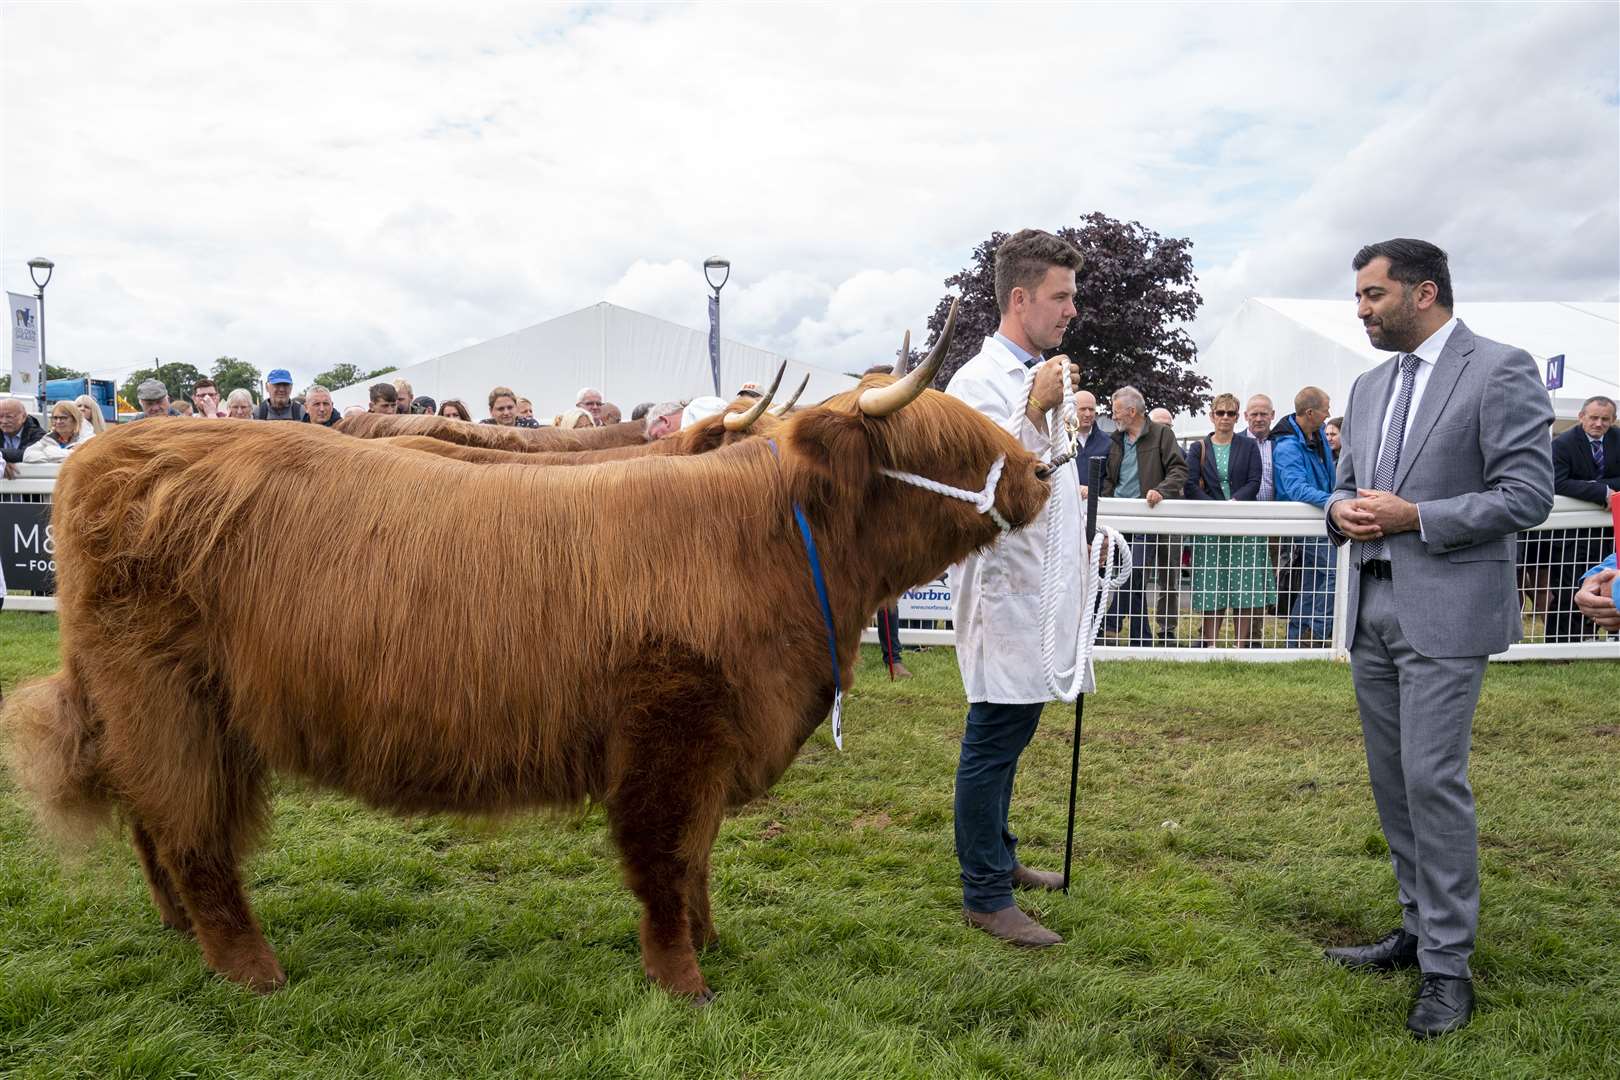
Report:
1363,353,1420,563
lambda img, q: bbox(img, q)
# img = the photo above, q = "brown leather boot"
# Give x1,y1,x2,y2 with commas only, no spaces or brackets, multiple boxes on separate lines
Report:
1012,864,1064,891
963,906,1062,947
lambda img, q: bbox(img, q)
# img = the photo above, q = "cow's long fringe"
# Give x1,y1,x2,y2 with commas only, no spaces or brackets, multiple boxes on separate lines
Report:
1,673,114,849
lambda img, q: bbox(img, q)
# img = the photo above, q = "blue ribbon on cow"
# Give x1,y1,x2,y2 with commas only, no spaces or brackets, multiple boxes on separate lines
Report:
767,438,844,749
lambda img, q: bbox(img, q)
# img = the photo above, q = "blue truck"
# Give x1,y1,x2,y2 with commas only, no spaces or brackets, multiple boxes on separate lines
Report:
44,377,119,424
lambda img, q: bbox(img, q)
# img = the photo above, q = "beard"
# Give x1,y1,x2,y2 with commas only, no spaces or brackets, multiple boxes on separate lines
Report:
1365,291,1421,351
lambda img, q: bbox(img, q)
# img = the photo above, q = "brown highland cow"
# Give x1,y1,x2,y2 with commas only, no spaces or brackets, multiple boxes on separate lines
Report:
3,304,1056,1001
335,410,649,450
370,369,795,466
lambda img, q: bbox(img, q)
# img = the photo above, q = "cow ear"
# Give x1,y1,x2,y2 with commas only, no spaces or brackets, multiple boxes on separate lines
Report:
785,408,874,512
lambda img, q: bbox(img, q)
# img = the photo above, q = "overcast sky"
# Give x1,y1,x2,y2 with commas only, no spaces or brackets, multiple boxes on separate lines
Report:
3,2,1616,395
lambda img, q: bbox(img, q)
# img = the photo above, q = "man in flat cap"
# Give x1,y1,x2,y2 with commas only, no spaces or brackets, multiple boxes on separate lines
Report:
135,380,171,420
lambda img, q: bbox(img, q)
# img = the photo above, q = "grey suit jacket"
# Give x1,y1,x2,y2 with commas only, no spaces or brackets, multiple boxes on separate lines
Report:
1326,321,1554,658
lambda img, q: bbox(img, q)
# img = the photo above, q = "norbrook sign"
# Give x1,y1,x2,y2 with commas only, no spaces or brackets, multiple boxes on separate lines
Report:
898,574,952,621
1,503,56,594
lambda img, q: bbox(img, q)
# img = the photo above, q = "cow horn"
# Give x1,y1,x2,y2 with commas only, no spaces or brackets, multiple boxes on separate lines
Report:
772,372,811,415
857,298,958,417
895,329,912,376
724,361,786,431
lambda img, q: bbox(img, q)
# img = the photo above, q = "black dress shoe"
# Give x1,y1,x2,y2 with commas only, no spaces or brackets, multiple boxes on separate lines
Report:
1323,927,1419,972
1407,974,1474,1038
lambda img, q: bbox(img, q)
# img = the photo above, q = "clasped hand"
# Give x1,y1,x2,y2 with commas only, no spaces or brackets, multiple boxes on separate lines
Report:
1575,568,1620,631
1331,488,1419,541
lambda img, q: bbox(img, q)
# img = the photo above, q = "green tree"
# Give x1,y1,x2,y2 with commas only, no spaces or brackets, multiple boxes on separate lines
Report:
210,357,262,402
119,361,206,412
0,362,87,393
927,213,1209,415
313,363,374,391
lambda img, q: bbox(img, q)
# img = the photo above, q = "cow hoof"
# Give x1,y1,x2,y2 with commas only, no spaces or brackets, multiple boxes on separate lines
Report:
214,947,287,994
690,987,717,1008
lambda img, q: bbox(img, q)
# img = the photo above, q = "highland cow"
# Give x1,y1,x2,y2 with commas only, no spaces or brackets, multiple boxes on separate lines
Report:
4,304,1056,1001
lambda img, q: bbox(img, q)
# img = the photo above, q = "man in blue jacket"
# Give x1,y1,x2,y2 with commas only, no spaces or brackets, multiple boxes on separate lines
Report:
1271,386,1336,644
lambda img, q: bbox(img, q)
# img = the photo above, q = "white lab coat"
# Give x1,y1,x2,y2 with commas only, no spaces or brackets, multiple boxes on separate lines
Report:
945,337,1089,703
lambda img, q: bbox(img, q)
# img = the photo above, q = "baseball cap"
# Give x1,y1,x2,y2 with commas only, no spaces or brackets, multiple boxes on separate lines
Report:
681,396,728,428
735,382,764,398
266,368,293,385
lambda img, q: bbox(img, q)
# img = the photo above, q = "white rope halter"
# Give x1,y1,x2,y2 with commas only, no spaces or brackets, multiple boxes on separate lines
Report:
879,455,1014,532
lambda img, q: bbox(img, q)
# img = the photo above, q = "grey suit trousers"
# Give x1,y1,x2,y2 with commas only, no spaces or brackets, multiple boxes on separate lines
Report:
1350,573,1486,979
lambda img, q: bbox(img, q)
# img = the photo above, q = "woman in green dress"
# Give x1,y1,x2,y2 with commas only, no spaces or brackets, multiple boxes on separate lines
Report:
1185,393,1275,646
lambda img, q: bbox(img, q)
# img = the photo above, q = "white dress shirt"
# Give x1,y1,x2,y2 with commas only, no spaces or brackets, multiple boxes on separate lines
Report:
1376,315,1457,467
1372,315,1457,542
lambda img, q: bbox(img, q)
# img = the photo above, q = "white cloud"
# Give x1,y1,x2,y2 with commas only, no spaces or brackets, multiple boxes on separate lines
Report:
2,2,1614,396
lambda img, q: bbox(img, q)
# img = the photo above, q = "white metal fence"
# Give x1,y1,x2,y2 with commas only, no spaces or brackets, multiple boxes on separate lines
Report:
4,466,1615,661
870,496,1615,663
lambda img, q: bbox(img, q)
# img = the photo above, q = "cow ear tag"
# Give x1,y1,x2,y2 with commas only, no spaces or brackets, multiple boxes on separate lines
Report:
830,690,844,751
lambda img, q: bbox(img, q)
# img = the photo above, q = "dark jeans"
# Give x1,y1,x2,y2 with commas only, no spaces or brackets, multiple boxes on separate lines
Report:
876,605,902,666
955,700,1044,913
1287,536,1335,644
1546,527,1608,641
1108,535,1160,645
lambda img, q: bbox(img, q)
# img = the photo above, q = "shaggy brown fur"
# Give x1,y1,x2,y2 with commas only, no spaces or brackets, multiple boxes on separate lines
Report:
335,411,648,451
3,384,1050,1000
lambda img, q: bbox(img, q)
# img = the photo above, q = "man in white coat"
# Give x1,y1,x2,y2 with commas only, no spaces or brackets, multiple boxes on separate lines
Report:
945,228,1086,947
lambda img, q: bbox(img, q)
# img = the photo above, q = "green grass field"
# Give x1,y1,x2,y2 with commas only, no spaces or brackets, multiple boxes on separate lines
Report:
2,611,1616,1078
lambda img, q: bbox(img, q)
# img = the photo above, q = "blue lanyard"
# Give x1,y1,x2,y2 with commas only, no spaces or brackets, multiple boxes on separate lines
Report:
768,439,844,746
792,501,841,698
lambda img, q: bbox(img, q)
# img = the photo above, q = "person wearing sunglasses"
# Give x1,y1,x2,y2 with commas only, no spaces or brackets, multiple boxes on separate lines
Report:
1185,394,1269,647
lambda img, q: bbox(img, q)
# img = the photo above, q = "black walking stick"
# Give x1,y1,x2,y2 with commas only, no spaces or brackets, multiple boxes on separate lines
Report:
1062,456,1107,894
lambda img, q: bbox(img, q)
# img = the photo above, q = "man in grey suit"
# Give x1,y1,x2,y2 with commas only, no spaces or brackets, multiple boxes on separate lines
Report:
1325,239,1553,1038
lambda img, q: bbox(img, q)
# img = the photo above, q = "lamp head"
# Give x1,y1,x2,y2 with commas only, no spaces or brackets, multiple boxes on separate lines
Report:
27,257,54,290
703,256,731,292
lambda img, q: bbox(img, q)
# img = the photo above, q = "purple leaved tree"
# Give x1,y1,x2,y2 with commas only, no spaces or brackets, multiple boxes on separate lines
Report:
924,213,1209,417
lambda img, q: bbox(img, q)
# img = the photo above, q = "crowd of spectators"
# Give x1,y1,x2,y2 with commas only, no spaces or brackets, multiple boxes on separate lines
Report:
1070,385,1616,647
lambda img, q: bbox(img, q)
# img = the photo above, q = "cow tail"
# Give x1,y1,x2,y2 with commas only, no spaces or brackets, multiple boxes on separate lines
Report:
1,672,115,848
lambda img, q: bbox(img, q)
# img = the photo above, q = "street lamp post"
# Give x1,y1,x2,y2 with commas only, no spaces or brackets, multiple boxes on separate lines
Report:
27,257,54,413
703,256,730,397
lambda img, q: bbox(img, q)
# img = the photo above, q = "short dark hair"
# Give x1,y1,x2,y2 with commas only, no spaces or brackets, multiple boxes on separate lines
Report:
1581,395,1615,415
994,229,1083,314
1352,238,1453,310
368,382,397,405
630,401,654,421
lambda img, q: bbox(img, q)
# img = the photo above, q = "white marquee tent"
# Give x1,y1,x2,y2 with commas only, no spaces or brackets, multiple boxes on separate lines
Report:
1192,298,1619,434
327,302,862,419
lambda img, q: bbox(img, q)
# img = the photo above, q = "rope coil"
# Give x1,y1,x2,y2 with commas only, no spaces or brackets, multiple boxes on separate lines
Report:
1027,358,1132,702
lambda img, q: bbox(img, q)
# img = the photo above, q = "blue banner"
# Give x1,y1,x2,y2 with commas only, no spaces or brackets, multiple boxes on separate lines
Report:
707,293,721,397
1545,354,1564,391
